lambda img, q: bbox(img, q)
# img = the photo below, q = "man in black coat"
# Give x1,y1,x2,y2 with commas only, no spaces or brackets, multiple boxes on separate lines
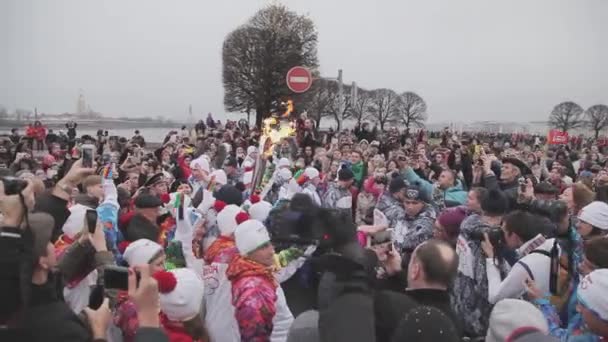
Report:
125,194,162,242
483,156,531,210
381,239,462,337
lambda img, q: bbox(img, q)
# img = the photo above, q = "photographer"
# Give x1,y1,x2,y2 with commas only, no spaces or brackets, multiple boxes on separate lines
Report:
35,159,97,242
481,211,560,304
482,154,532,210
452,188,510,338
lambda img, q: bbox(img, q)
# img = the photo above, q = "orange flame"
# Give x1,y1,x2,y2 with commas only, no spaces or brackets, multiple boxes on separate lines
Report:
260,101,296,157
282,100,294,118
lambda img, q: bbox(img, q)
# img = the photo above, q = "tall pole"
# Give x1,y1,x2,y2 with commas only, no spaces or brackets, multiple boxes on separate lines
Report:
337,69,343,130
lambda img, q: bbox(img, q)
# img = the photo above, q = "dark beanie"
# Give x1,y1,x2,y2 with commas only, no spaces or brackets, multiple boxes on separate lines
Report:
404,182,430,203
437,206,468,239
481,189,508,216
391,306,459,342
214,185,243,206
389,173,407,194
338,166,354,181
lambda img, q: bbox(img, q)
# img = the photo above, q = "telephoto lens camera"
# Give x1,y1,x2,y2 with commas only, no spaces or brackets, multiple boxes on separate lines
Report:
1,177,27,196
268,193,356,253
527,199,568,223
470,227,504,247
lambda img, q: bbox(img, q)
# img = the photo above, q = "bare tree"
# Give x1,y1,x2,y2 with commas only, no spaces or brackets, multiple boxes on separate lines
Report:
548,101,584,132
349,88,372,128
298,78,334,128
222,5,319,128
325,82,352,131
586,104,608,139
397,91,427,137
368,88,400,131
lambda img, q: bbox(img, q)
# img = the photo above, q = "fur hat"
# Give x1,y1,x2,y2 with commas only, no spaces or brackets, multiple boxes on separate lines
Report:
153,268,204,322
235,219,270,255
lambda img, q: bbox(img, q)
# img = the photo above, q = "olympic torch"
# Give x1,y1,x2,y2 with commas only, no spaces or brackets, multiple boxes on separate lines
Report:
251,100,296,194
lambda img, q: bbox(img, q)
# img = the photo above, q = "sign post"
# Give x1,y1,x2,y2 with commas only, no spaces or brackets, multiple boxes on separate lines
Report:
286,66,313,93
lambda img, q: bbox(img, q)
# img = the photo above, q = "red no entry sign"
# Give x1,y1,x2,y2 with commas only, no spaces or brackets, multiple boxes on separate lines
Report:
286,66,312,93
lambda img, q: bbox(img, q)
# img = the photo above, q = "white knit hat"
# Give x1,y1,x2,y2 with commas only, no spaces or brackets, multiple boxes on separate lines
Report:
578,201,608,230
216,204,242,236
235,219,270,255
249,201,272,222
486,299,548,342
277,168,293,182
304,167,319,180
123,239,163,266
247,146,258,156
210,169,228,186
62,204,89,239
190,157,210,174
155,268,204,322
578,269,608,321
278,158,291,169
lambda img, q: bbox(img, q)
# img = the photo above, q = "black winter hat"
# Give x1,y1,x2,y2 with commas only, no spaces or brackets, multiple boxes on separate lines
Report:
214,184,243,206
404,181,430,203
134,193,163,209
391,306,459,342
388,173,408,194
338,165,354,181
481,189,509,216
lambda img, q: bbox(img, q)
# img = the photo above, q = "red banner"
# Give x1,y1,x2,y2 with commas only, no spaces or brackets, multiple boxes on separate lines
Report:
547,129,569,145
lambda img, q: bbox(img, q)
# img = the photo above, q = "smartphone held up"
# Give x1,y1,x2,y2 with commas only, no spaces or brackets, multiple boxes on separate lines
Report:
81,144,95,168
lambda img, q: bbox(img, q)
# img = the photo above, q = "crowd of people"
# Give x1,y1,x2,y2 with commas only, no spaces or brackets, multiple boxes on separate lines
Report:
1,114,608,342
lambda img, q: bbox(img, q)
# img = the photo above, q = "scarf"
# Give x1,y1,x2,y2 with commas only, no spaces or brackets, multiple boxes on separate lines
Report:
53,234,75,258
203,236,235,264
226,255,277,289
160,313,202,342
158,216,176,247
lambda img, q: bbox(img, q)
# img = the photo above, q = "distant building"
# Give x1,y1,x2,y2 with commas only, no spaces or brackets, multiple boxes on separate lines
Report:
77,90,87,114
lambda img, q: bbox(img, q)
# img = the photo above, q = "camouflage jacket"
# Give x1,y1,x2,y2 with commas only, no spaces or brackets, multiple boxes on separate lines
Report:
376,193,406,228
393,204,436,253
226,169,242,186
322,183,352,210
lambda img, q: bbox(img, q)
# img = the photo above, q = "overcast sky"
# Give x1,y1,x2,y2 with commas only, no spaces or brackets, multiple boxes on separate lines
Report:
1,0,607,123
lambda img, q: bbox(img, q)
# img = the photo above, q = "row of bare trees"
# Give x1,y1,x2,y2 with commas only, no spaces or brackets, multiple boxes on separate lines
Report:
299,80,428,133
222,5,428,133
549,102,608,138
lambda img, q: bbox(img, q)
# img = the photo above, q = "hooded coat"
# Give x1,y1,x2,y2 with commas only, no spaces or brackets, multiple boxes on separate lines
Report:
451,214,511,337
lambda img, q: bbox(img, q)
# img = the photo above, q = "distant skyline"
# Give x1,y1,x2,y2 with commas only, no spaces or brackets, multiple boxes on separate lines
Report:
1,0,607,124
